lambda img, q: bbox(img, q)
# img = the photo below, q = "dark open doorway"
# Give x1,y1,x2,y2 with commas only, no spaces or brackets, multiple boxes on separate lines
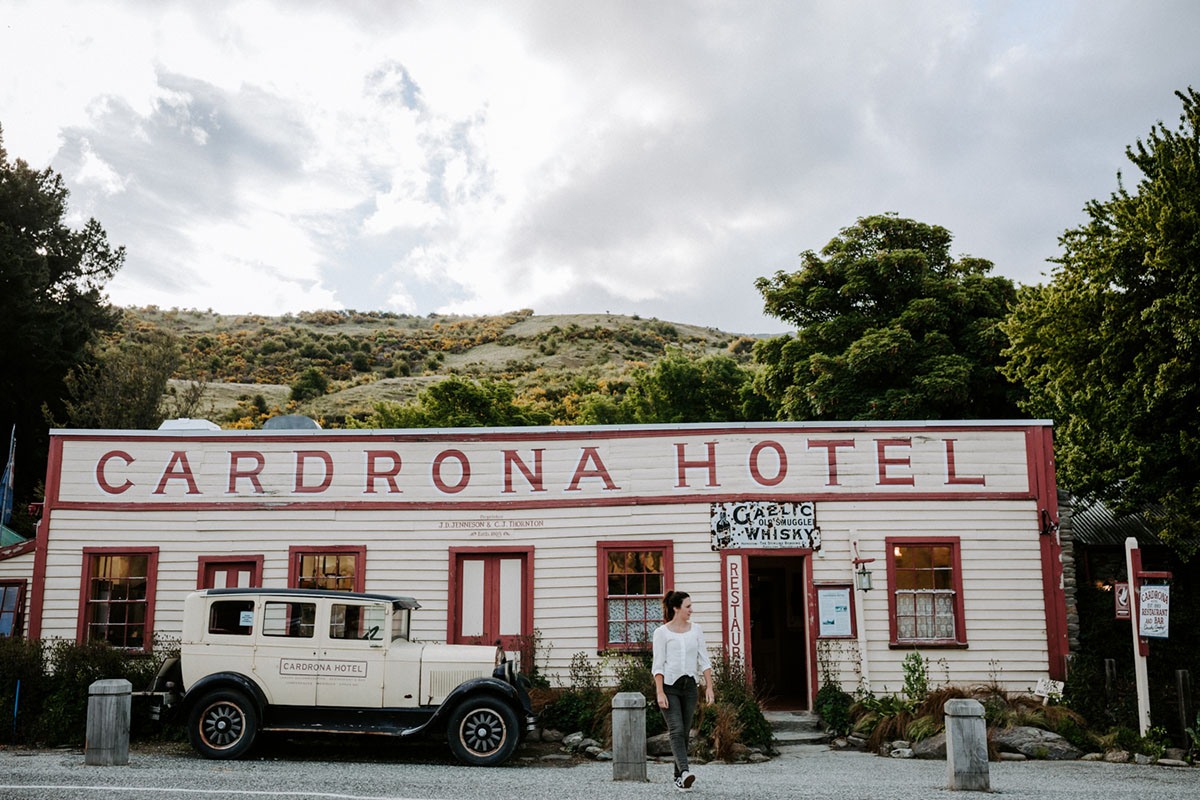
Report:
748,556,809,709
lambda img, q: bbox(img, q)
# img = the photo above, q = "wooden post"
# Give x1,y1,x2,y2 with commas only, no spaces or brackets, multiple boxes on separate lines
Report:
1125,537,1152,736
945,698,989,792
1178,670,1193,743
85,679,132,766
611,691,647,782
1104,658,1117,700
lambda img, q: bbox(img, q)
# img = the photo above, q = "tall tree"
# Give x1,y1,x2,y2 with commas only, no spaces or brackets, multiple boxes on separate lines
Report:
0,127,123,518
1002,88,1200,559
754,214,1019,420
57,319,203,430
618,348,767,424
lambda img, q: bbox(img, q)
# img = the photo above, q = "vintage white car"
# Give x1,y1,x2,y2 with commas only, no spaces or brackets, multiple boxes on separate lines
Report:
148,588,535,765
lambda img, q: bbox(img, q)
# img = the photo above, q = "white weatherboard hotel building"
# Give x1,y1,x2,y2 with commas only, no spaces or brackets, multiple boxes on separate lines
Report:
2,420,1068,708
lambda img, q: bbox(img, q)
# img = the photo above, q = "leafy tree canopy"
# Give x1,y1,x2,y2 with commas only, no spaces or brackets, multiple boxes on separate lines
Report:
0,127,124,514
1002,88,1200,559
354,375,552,429
754,214,1020,420
615,348,768,424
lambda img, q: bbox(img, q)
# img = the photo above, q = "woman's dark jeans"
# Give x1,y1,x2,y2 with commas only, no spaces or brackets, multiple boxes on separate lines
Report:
660,675,698,776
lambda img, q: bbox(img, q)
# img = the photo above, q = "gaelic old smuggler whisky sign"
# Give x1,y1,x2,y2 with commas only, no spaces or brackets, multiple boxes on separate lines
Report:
710,501,821,551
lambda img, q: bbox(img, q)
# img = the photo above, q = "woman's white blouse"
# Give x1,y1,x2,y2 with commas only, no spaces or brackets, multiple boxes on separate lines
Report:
652,623,714,686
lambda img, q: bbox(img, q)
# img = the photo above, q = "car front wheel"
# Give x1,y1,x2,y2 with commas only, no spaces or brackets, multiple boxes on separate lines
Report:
188,689,259,759
446,696,520,766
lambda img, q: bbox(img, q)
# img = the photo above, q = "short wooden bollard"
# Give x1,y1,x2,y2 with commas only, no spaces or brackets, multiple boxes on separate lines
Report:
945,698,989,791
611,691,647,782
85,679,132,766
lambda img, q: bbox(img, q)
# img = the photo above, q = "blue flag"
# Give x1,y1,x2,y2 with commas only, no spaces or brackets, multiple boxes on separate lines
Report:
0,426,14,528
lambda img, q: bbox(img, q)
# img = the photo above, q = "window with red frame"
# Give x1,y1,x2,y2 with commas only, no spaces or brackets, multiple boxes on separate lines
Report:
889,540,965,645
290,546,364,592
1,581,25,637
82,551,156,649
598,542,672,650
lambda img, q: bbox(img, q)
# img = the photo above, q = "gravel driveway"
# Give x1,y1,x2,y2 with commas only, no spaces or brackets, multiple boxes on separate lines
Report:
2,741,1196,800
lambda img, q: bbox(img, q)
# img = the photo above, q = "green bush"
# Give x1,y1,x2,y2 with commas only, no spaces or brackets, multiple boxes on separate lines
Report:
707,651,773,751
607,650,666,738
538,652,608,739
1,637,180,747
814,681,853,736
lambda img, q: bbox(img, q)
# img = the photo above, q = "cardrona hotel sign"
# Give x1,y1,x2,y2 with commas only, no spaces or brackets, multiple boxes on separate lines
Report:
53,427,1033,508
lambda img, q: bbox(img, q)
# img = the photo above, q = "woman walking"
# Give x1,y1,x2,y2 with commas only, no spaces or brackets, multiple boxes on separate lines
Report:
652,590,714,792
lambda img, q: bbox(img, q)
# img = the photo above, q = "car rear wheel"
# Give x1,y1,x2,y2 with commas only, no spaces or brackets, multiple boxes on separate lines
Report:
446,696,520,766
188,689,259,759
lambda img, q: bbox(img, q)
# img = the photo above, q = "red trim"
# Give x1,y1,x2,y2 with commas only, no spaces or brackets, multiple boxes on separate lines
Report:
720,551,752,685
48,490,1039,516
287,545,366,592
447,546,535,648
1030,427,1069,680
0,539,35,559
45,421,1051,447
197,555,265,589
76,546,160,652
29,435,66,640
885,536,968,647
595,540,675,652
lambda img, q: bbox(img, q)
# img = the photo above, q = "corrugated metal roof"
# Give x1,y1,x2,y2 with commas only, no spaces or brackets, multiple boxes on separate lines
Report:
1069,497,1164,547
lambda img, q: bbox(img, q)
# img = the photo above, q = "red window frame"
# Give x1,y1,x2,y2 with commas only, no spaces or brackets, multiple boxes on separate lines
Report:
77,547,159,652
287,545,366,592
885,536,968,647
197,555,264,589
1,580,27,638
596,540,674,652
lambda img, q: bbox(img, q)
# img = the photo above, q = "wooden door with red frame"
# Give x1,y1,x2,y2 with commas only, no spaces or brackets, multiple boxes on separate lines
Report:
449,548,533,653
198,556,264,589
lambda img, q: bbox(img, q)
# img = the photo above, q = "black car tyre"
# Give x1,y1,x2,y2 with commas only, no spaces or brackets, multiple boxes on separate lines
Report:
188,689,259,759
446,696,520,766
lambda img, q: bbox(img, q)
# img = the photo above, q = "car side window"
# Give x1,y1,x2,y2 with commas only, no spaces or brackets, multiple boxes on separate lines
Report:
329,603,386,641
262,601,316,638
208,600,254,635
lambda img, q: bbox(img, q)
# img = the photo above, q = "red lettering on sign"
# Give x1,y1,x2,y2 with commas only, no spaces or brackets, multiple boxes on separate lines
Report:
432,449,471,494
676,441,719,488
566,447,619,491
807,439,854,486
876,438,915,486
228,451,265,494
153,450,200,495
364,450,402,494
96,450,135,494
748,440,787,487
503,449,545,493
944,439,986,485
294,450,333,493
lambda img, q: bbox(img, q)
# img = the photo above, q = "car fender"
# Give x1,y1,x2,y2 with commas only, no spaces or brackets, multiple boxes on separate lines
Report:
411,677,524,736
181,672,269,718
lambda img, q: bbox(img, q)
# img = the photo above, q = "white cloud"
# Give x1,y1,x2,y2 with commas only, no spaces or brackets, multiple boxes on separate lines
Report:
4,0,1200,332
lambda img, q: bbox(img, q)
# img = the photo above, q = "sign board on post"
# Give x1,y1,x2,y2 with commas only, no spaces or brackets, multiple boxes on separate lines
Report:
1137,584,1170,638
1113,582,1131,620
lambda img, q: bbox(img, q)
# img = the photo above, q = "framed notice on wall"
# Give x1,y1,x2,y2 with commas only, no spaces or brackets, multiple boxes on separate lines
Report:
816,585,854,638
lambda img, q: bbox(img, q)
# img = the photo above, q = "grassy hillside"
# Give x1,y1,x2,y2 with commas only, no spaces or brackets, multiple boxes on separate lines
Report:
136,307,762,425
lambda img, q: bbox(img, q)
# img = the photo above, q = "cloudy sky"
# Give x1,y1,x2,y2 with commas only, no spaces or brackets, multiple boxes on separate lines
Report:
2,1,1197,333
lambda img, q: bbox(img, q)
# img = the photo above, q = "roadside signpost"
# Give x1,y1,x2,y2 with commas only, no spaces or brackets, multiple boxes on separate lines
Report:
1123,537,1173,736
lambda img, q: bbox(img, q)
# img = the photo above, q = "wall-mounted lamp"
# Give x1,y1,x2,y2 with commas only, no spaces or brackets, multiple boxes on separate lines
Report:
852,542,876,592
855,562,874,592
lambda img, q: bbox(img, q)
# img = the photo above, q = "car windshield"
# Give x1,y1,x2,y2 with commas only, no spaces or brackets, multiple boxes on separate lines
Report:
391,607,410,641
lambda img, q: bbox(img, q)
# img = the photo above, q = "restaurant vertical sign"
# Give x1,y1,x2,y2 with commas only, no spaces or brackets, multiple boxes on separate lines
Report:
722,552,750,668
